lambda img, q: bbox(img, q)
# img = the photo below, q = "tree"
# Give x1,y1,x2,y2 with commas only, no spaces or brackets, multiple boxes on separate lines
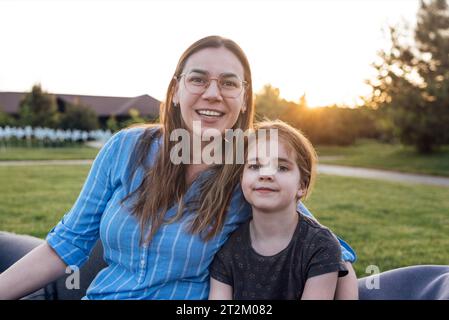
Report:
366,0,449,153
19,84,60,128
0,106,15,126
298,93,308,109
254,84,288,120
106,115,119,132
59,101,99,131
120,108,147,128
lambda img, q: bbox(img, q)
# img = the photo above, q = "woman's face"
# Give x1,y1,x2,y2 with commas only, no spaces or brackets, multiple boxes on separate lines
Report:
174,47,246,136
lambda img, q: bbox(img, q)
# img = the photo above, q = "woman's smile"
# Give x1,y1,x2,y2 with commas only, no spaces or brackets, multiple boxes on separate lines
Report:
194,108,226,124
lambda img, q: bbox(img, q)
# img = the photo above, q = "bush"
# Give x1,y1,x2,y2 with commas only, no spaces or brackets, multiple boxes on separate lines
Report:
106,115,119,132
59,102,99,131
119,108,147,129
0,108,15,127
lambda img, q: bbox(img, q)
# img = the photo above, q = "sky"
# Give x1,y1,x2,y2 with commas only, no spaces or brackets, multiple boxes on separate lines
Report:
0,0,420,108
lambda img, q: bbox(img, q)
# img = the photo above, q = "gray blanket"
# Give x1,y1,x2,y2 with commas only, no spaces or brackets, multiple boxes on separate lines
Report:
358,265,449,300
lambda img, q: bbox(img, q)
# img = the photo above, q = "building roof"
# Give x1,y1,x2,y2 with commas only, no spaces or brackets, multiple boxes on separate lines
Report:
0,91,161,117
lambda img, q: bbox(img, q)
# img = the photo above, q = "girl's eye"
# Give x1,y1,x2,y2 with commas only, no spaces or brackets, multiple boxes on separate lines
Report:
248,164,260,170
278,165,289,172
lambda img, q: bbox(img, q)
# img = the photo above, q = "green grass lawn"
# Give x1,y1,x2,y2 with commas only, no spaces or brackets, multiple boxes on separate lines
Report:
305,174,449,277
0,146,99,161
0,165,91,237
316,139,449,177
0,165,448,278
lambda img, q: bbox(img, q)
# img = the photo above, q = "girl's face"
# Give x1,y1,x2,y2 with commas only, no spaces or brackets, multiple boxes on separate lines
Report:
173,47,246,137
241,139,303,213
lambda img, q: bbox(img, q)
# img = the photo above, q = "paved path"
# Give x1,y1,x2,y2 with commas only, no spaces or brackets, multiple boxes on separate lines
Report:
318,164,449,187
1,159,449,187
0,159,93,166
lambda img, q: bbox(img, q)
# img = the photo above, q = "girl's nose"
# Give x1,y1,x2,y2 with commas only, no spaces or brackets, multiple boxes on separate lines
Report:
258,174,274,181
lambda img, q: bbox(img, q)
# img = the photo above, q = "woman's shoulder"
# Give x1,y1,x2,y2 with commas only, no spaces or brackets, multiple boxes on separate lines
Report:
118,124,162,140
98,124,162,168
107,124,162,149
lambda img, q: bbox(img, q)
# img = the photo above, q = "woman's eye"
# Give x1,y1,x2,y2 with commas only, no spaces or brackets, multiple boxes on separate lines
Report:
248,164,260,170
278,165,289,172
188,76,207,85
221,80,239,88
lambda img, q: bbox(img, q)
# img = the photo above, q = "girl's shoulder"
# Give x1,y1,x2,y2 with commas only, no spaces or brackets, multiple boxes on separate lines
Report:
298,214,340,251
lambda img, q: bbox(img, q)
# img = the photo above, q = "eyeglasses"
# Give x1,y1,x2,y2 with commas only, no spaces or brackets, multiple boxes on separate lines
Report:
175,70,247,98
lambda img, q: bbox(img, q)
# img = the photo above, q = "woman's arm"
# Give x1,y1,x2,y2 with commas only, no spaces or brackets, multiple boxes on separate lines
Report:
209,277,233,300
335,262,359,300
0,242,68,300
301,272,339,300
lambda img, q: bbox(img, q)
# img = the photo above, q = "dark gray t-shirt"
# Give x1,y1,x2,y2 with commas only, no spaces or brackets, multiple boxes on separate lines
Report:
210,214,348,300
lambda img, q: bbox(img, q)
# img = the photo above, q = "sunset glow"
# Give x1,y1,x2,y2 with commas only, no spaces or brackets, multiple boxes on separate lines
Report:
0,0,420,108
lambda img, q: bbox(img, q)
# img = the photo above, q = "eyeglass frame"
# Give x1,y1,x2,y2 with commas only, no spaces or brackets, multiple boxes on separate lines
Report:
174,70,248,98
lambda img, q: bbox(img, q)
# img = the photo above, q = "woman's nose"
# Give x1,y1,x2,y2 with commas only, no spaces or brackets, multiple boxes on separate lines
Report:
202,79,222,100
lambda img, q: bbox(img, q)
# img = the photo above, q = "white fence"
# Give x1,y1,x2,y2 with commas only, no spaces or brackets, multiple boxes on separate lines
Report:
0,126,112,147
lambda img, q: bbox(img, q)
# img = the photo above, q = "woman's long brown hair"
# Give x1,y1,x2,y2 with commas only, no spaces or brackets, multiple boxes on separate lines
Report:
122,36,254,245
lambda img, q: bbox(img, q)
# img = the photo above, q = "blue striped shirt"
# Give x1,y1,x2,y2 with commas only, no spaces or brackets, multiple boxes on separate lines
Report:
46,127,356,300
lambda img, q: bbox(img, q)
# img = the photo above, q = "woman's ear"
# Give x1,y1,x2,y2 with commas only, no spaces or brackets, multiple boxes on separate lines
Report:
172,78,180,105
243,92,248,112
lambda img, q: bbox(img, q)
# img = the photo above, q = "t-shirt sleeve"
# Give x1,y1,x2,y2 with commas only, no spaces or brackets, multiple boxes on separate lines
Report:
209,243,234,286
305,229,349,280
45,130,125,268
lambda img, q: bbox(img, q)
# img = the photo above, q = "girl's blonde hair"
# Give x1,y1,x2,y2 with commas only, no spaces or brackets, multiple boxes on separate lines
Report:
252,120,317,200
123,36,254,244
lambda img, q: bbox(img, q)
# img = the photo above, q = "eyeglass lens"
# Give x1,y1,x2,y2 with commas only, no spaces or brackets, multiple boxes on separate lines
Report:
184,71,244,97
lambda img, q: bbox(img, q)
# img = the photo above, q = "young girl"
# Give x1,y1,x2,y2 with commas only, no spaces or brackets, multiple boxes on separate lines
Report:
209,120,350,300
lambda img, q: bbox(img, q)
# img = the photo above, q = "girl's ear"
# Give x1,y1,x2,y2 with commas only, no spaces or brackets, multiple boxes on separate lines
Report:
297,188,305,200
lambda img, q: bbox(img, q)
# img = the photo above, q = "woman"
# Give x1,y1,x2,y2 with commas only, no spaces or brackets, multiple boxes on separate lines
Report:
0,35,357,299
